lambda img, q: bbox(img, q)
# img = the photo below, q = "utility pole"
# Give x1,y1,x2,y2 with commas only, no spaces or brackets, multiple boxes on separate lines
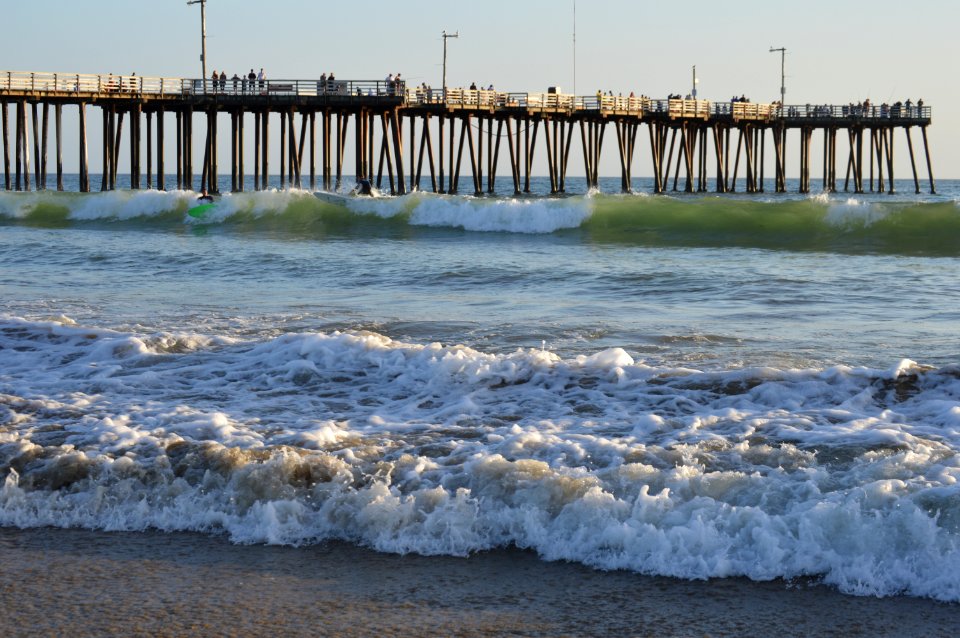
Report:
692,65,698,99
573,0,576,95
769,46,786,104
442,30,459,101
187,0,208,89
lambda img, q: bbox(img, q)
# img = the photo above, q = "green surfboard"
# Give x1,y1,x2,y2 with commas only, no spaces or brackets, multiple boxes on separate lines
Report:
188,202,216,219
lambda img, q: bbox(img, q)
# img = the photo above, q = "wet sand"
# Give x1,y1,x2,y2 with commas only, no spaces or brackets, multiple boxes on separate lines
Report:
0,527,957,637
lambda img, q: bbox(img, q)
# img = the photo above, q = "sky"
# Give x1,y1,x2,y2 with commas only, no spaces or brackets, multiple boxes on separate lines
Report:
2,0,958,179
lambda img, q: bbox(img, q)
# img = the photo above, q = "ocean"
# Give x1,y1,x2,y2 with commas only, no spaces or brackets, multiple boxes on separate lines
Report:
2,175,960,634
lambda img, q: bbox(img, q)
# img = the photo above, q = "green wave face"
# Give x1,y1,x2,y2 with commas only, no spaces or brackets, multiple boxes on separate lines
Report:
582,195,960,255
1,189,958,255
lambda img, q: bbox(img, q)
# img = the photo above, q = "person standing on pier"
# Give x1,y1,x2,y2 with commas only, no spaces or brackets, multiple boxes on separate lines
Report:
219,71,227,91
247,69,256,93
258,68,265,92
211,69,219,92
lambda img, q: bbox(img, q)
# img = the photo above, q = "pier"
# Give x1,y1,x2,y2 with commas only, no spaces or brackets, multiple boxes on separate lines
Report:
0,70,936,196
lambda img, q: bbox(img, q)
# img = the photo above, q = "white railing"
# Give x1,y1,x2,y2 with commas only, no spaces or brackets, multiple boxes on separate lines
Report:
0,70,932,122
0,71,186,95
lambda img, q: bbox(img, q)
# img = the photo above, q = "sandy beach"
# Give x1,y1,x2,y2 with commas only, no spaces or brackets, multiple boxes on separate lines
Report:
0,526,956,637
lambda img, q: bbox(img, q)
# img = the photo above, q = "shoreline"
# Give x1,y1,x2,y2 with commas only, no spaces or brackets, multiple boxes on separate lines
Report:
1,526,957,637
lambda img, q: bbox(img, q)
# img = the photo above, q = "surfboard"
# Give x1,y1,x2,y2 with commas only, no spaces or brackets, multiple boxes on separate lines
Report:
313,191,352,205
188,202,216,219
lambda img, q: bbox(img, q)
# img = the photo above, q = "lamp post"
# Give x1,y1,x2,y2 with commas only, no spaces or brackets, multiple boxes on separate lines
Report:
769,46,786,104
187,0,208,90
692,65,698,99
442,30,459,102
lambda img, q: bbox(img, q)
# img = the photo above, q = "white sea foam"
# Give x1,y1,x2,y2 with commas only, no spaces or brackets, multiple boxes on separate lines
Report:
69,189,191,220
334,190,595,233
1,315,960,600
408,195,593,233
823,197,887,227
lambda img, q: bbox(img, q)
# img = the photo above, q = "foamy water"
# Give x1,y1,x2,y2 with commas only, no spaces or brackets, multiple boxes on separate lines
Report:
2,178,960,602
1,316,959,600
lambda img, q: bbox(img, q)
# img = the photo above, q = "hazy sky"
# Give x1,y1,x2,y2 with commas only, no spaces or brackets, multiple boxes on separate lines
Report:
3,0,957,179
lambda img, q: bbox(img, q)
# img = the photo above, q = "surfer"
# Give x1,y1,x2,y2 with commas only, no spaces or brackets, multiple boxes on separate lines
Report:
197,189,214,203
354,177,373,196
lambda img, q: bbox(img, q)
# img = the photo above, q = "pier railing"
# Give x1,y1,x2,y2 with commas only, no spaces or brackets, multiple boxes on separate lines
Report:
780,103,931,119
0,71,406,100
0,70,933,121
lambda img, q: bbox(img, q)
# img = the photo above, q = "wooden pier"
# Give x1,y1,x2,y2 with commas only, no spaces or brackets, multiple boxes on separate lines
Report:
0,70,936,196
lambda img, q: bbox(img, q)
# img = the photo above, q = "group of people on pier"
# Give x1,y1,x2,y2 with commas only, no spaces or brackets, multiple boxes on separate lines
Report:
208,68,265,93
317,73,343,94
841,98,924,118
384,73,405,96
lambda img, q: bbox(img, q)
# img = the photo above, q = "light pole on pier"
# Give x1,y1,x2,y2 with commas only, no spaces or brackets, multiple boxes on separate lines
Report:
573,0,576,95
442,30,459,101
187,0,208,90
692,65,698,99
769,46,786,104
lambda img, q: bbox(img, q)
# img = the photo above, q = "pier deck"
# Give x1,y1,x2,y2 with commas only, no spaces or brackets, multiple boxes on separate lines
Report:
1,71,935,195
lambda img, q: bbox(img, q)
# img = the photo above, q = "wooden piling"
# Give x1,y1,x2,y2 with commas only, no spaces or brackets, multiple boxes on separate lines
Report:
40,103,48,189
262,110,270,190
322,110,331,190
280,111,287,188
463,114,479,196
1,102,8,190
157,108,165,190
112,110,123,190
309,111,316,190
176,110,183,189
230,112,238,192
885,128,895,194
438,114,445,193
334,112,344,190
408,114,415,192
131,104,141,189
100,108,109,191
146,111,153,189
200,116,210,194
905,127,920,194
185,107,193,191
254,112,261,190
78,103,89,192
452,116,466,194
17,101,29,191
237,111,244,191
31,103,40,189
449,115,456,193
920,125,935,194
296,111,306,189
210,109,218,193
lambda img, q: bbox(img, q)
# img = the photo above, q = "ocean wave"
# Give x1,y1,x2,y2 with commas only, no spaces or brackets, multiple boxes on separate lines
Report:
2,315,960,600
1,189,959,254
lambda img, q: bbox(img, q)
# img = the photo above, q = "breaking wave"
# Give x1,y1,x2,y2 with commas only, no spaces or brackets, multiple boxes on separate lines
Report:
1,189,958,254
2,315,960,600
